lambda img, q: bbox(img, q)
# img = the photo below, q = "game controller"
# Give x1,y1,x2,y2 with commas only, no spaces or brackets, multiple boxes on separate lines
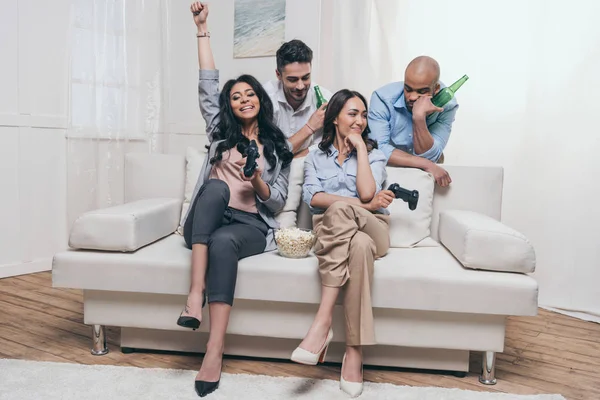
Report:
387,183,419,210
243,140,260,178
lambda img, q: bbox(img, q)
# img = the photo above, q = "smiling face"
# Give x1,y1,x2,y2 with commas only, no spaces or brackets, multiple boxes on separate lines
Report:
333,96,368,139
230,82,260,122
276,62,312,109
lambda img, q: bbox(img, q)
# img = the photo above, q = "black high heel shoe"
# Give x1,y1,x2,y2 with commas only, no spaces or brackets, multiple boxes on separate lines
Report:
194,376,220,397
194,349,223,397
177,292,207,330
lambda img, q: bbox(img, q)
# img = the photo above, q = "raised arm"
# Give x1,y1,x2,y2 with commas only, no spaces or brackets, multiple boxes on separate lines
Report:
192,2,215,70
191,2,220,142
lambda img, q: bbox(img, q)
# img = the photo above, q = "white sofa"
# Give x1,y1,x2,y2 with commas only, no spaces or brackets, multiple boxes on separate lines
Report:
52,152,538,385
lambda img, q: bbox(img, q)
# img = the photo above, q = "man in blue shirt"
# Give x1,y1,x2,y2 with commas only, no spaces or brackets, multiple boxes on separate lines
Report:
368,56,458,186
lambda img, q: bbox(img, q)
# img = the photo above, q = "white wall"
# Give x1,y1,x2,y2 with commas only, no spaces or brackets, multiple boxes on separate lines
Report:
318,0,600,321
408,0,600,320
0,0,70,278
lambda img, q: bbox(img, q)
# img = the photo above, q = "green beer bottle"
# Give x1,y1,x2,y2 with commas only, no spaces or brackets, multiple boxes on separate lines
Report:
314,85,327,109
432,74,469,108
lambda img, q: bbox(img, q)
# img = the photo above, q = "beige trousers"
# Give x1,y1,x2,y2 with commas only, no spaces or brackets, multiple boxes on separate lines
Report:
312,201,390,346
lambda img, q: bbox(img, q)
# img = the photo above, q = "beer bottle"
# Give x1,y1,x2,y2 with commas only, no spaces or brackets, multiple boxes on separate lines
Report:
314,85,327,109
432,74,469,108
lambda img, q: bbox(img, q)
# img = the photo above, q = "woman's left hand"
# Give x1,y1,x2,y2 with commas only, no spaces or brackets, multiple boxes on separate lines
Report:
367,190,395,211
344,133,366,153
240,163,270,200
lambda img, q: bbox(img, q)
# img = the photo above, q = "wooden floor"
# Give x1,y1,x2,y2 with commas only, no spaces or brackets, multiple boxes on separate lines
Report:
0,272,598,400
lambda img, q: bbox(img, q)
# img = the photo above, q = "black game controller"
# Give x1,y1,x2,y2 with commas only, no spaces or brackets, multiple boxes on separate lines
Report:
387,183,419,210
243,140,260,178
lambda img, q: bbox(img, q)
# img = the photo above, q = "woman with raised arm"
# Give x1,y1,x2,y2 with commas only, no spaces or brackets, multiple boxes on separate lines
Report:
178,2,292,397
291,89,394,398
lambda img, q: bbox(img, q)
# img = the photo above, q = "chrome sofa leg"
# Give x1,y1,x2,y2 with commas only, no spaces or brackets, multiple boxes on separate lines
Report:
91,324,109,356
479,351,497,385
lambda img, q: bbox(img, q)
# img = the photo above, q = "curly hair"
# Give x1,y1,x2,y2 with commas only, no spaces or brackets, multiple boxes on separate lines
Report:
210,74,293,170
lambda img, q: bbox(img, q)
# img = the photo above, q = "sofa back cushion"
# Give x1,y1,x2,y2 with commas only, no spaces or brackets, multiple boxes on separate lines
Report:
125,153,186,203
298,165,504,244
384,168,435,247
177,147,207,233
274,155,306,228
430,166,503,241
123,153,504,245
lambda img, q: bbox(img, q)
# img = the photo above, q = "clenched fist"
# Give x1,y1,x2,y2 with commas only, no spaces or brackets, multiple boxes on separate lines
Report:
190,2,208,26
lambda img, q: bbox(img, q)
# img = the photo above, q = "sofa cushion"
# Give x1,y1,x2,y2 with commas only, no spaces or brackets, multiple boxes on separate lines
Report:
68,198,182,252
53,234,538,316
384,168,435,248
177,147,206,234
439,210,536,273
274,155,305,228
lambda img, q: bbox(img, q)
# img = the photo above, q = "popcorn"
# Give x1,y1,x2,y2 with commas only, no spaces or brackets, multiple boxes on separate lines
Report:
274,228,316,258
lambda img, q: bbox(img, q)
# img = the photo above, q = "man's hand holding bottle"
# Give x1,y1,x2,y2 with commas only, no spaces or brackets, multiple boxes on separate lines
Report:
306,103,327,135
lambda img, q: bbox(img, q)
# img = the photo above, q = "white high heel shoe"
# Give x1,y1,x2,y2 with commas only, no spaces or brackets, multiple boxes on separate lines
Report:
290,328,333,365
340,352,363,398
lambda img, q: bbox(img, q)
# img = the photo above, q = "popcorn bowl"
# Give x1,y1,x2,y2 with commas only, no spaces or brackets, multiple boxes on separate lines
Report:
274,227,317,258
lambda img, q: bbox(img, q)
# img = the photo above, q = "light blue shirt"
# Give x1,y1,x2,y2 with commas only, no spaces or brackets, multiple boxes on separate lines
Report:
367,81,459,163
302,145,389,215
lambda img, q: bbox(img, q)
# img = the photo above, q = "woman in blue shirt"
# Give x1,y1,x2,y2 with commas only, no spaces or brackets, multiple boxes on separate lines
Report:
291,89,394,397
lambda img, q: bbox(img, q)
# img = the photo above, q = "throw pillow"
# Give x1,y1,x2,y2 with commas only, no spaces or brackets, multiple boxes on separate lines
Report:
384,167,435,247
275,155,306,228
177,146,206,234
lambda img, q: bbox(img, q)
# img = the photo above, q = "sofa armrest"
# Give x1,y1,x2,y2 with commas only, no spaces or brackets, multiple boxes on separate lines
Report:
69,198,182,252
439,210,536,273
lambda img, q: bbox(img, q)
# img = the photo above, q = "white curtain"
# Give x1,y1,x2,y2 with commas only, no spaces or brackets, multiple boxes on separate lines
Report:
319,0,600,322
67,0,170,226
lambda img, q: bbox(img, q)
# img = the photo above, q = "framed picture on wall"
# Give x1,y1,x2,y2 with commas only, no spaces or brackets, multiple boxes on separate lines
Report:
233,0,286,58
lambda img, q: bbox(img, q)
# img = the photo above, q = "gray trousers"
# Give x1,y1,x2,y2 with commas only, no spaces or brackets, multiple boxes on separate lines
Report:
183,179,268,305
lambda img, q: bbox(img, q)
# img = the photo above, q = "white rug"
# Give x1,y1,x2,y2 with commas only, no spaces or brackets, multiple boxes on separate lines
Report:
0,359,565,400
